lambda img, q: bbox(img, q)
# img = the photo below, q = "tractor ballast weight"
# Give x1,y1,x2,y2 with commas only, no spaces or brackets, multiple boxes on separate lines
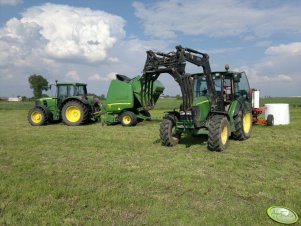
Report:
28,82,100,126
101,74,164,126
141,45,253,151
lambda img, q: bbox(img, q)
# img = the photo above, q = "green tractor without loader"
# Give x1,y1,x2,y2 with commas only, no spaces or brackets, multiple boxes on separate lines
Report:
140,45,253,151
100,74,164,126
28,81,100,126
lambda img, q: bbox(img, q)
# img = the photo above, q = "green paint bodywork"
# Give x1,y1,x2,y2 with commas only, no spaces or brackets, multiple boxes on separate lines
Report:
33,83,98,122
227,100,239,132
176,96,211,133
104,79,134,113
102,75,164,124
173,70,252,135
193,96,211,122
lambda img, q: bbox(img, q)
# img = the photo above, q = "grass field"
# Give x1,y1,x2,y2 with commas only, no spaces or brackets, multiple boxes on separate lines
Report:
0,98,300,225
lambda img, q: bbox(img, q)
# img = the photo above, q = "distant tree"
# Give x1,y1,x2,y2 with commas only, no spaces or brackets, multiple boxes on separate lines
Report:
28,74,49,99
22,96,28,101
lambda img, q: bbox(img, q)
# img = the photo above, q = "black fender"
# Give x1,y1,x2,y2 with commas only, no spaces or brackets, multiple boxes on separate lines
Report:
163,111,180,122
210,111,230,121
234,99,252,117
60,97,88,109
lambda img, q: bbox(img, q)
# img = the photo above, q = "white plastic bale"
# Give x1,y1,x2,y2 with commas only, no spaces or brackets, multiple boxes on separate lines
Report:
252,90,260,108
265,103,290,125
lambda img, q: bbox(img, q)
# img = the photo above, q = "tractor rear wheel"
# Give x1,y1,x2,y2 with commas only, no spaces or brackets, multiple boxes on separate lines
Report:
160,116,181,146
208,115,230,151
233,110,252,140
62,101,87,126
120,111,137,126
28,107,47,126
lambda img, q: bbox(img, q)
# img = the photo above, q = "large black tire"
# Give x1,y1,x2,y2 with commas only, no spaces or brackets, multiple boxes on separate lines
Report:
62,101,87,126
267,114,274,126
120,111,137,126
28,107,47,126
208,115,230,151
232,109,252,140
160,116,181,146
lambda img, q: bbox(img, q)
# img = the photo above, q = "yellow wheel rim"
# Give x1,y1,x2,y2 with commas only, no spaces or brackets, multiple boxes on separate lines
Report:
65,106,81,122
31,111,42,124
221,123,228,145
243,112,251,134
122,115,131,125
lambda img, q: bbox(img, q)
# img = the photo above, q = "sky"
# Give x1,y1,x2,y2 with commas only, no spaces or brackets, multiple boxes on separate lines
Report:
0,0,300,97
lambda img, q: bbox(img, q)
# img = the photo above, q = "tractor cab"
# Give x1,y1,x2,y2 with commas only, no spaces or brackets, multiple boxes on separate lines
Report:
193,68,251,112
56,83,87,99
55,82,89,110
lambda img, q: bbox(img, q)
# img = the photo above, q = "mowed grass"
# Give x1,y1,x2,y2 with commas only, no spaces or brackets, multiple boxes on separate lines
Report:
0,98,301,225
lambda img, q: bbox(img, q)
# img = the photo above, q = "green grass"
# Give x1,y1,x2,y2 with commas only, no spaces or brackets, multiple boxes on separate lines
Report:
0,99,301,225
260,97,301,108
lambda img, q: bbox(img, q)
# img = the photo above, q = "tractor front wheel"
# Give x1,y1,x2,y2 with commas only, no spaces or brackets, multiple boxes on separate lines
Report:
160,116,181,146
120,111,137,126
62,101,87,126
28,107,47,126
208,115,230,151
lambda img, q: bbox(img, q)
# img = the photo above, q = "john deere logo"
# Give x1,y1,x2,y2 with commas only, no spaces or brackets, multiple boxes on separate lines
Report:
267,206,298,224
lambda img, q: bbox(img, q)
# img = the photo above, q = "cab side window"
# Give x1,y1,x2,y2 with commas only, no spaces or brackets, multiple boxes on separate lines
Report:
239,72,250,99
194,78,208,97
58,86,67,98
68,85,75,96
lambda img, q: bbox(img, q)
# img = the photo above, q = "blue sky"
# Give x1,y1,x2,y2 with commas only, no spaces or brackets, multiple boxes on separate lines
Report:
0,0,300,97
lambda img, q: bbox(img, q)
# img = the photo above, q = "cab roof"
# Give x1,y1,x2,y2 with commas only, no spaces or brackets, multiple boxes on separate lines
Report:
192,70,243,77
57,82,87,86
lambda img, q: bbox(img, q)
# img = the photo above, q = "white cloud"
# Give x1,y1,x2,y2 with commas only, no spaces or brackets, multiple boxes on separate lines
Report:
265,42,301,56
0,0,22,5
124,37,171,53
0,3,127,97
22,3,125,63
0,3,126,67
207,47,243,54
260,74,293,82
66,70,80,81
133,0,301,39
88,72,116,81
237,42,301,96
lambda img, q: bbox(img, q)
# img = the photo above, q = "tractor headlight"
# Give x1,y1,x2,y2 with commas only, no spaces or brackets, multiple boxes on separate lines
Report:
180,111,192,115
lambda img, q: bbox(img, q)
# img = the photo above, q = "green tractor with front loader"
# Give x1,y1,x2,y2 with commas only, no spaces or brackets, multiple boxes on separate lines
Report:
140,45,253,151
101,74,164,126
28,81,100,126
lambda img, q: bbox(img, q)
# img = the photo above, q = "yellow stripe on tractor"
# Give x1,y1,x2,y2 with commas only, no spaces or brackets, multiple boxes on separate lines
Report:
107,103,132,107
195,100,209,106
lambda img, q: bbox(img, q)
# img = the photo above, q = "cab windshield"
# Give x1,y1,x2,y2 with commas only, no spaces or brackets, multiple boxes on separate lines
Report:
193,72,250,102
193,73,224,97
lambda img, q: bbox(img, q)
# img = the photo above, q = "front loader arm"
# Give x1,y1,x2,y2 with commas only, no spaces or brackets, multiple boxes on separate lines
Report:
177,46,218,110
140,45,217,111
